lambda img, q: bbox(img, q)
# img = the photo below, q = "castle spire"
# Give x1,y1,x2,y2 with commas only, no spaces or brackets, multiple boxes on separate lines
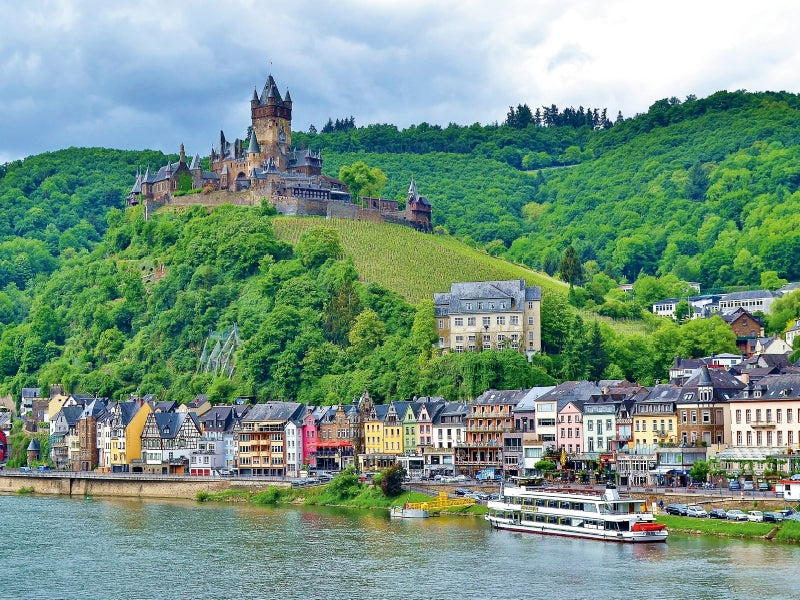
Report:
248,129,261,154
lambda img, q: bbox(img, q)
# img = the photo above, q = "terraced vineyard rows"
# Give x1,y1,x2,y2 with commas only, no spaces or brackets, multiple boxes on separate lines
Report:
272,217,567,303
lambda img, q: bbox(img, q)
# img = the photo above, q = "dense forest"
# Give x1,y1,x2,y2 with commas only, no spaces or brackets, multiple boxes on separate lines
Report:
3,90,800,406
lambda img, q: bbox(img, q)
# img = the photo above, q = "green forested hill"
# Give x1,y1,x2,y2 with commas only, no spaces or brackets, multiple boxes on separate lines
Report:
3,90,800,406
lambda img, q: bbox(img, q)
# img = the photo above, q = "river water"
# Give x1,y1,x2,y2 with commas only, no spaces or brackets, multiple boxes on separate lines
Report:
1,494,798,600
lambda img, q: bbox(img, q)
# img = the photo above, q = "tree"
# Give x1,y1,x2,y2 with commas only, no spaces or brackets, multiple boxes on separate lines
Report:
348,308,386,357
380,463,405,497
558,245,584,287
690,459,710,482
338,161,387,204
586,321,608,380
296,227,343,269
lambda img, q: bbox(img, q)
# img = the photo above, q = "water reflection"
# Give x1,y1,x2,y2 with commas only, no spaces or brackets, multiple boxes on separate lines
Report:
3,494,800,600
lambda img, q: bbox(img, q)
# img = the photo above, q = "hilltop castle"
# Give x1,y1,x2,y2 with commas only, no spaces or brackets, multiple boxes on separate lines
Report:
127,74,432,231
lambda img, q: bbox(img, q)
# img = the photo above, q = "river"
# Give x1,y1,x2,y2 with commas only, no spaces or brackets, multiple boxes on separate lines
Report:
1,494,798,599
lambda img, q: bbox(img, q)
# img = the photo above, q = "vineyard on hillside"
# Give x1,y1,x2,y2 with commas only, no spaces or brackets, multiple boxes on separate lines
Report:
272,217,567,304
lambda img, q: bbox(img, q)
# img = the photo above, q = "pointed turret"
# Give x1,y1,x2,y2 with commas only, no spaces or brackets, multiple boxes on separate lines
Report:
408,177,419,202
248,129,261,154
284,88,292,105
252,87,259,103
189,153,201,171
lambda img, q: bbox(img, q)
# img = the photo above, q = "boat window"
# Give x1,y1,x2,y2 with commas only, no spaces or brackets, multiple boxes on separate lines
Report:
547,500,558,508
535,514,546,523
535,499,546,507
523,513,533,522
572,518,584,528
571,502,582,511
583,503,597,513
523,498,533,506
559,501,570,509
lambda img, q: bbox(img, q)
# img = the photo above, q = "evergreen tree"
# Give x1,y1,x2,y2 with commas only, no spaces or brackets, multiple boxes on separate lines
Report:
558,245,584,287
586,321,607,380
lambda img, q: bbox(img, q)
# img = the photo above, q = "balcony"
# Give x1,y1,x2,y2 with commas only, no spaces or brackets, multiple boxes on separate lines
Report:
465,425,513,433
750,420,776,429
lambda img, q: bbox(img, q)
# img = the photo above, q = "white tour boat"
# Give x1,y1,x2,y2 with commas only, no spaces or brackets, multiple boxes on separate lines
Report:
390,504,430,518
485,484,667,543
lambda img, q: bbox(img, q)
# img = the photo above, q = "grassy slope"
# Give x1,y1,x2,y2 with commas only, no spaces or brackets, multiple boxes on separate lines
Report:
273,216,568,304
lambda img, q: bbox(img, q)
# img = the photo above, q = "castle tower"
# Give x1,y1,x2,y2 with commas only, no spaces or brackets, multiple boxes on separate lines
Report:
251,74,292,170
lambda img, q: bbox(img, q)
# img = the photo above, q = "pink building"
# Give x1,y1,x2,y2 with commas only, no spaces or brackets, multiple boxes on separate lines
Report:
557,401,584,455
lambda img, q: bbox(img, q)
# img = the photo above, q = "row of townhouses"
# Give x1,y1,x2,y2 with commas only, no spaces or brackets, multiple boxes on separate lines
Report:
18,351,800,484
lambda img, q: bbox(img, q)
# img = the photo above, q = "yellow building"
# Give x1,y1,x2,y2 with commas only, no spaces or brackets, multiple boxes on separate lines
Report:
633,386,680,446
434,280,542,356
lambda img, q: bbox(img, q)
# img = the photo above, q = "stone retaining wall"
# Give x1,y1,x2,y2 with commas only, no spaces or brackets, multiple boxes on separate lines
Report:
0,474,289,500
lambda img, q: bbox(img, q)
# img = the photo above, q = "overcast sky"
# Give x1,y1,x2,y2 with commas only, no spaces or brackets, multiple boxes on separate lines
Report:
1,0,799,164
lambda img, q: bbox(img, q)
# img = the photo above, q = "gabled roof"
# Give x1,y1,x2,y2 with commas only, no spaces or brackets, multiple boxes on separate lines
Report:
149,412,200,439
21,388,41,398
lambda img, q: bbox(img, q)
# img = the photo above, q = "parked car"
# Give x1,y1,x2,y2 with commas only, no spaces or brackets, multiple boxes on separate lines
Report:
747,510,764,522
454,487,472,497
666,503,688,516
726,509,748,521
785,513,800,522
743,480,755,491
472,491,489,501
789,474,800,481
36,465,51,473
686,505,708,518
728,480,741,490
218,468,234,478
19,466,32,473
758,481,770,492
709,508,727,519
763,512,784,523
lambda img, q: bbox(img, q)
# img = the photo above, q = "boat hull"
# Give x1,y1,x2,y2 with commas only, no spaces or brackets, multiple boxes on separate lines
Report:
391,507,430,519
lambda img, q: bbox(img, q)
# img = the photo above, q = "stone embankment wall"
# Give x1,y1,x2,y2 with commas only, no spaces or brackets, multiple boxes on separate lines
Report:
0,474,288,500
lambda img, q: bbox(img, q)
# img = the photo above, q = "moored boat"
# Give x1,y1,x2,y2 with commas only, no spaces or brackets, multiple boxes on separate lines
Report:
390,504,430,518
485,484,666,543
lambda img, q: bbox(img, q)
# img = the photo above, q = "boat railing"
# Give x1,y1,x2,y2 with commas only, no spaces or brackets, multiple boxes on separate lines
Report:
516,485,633,499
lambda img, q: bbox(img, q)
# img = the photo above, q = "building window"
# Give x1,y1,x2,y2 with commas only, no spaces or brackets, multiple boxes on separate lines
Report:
454,317,463,327
702,410,710,424
528,316,534,326
736,409,742,424
468,317,476,327
482,317,491,327
510,315,519,326
527,301,534,309
745,409,751,423
496,316,506,326
737,431,742,445
746,431,753,445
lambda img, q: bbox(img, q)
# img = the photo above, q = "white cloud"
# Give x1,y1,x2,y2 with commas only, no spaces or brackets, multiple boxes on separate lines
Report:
1,0,799,161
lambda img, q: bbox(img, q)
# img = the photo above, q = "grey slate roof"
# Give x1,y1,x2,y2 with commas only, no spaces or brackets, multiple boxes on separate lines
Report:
150,412,200,439
474,388,531,406
21,388,41,399
243,401,304,423
732,373,800,400
435,279,542,315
